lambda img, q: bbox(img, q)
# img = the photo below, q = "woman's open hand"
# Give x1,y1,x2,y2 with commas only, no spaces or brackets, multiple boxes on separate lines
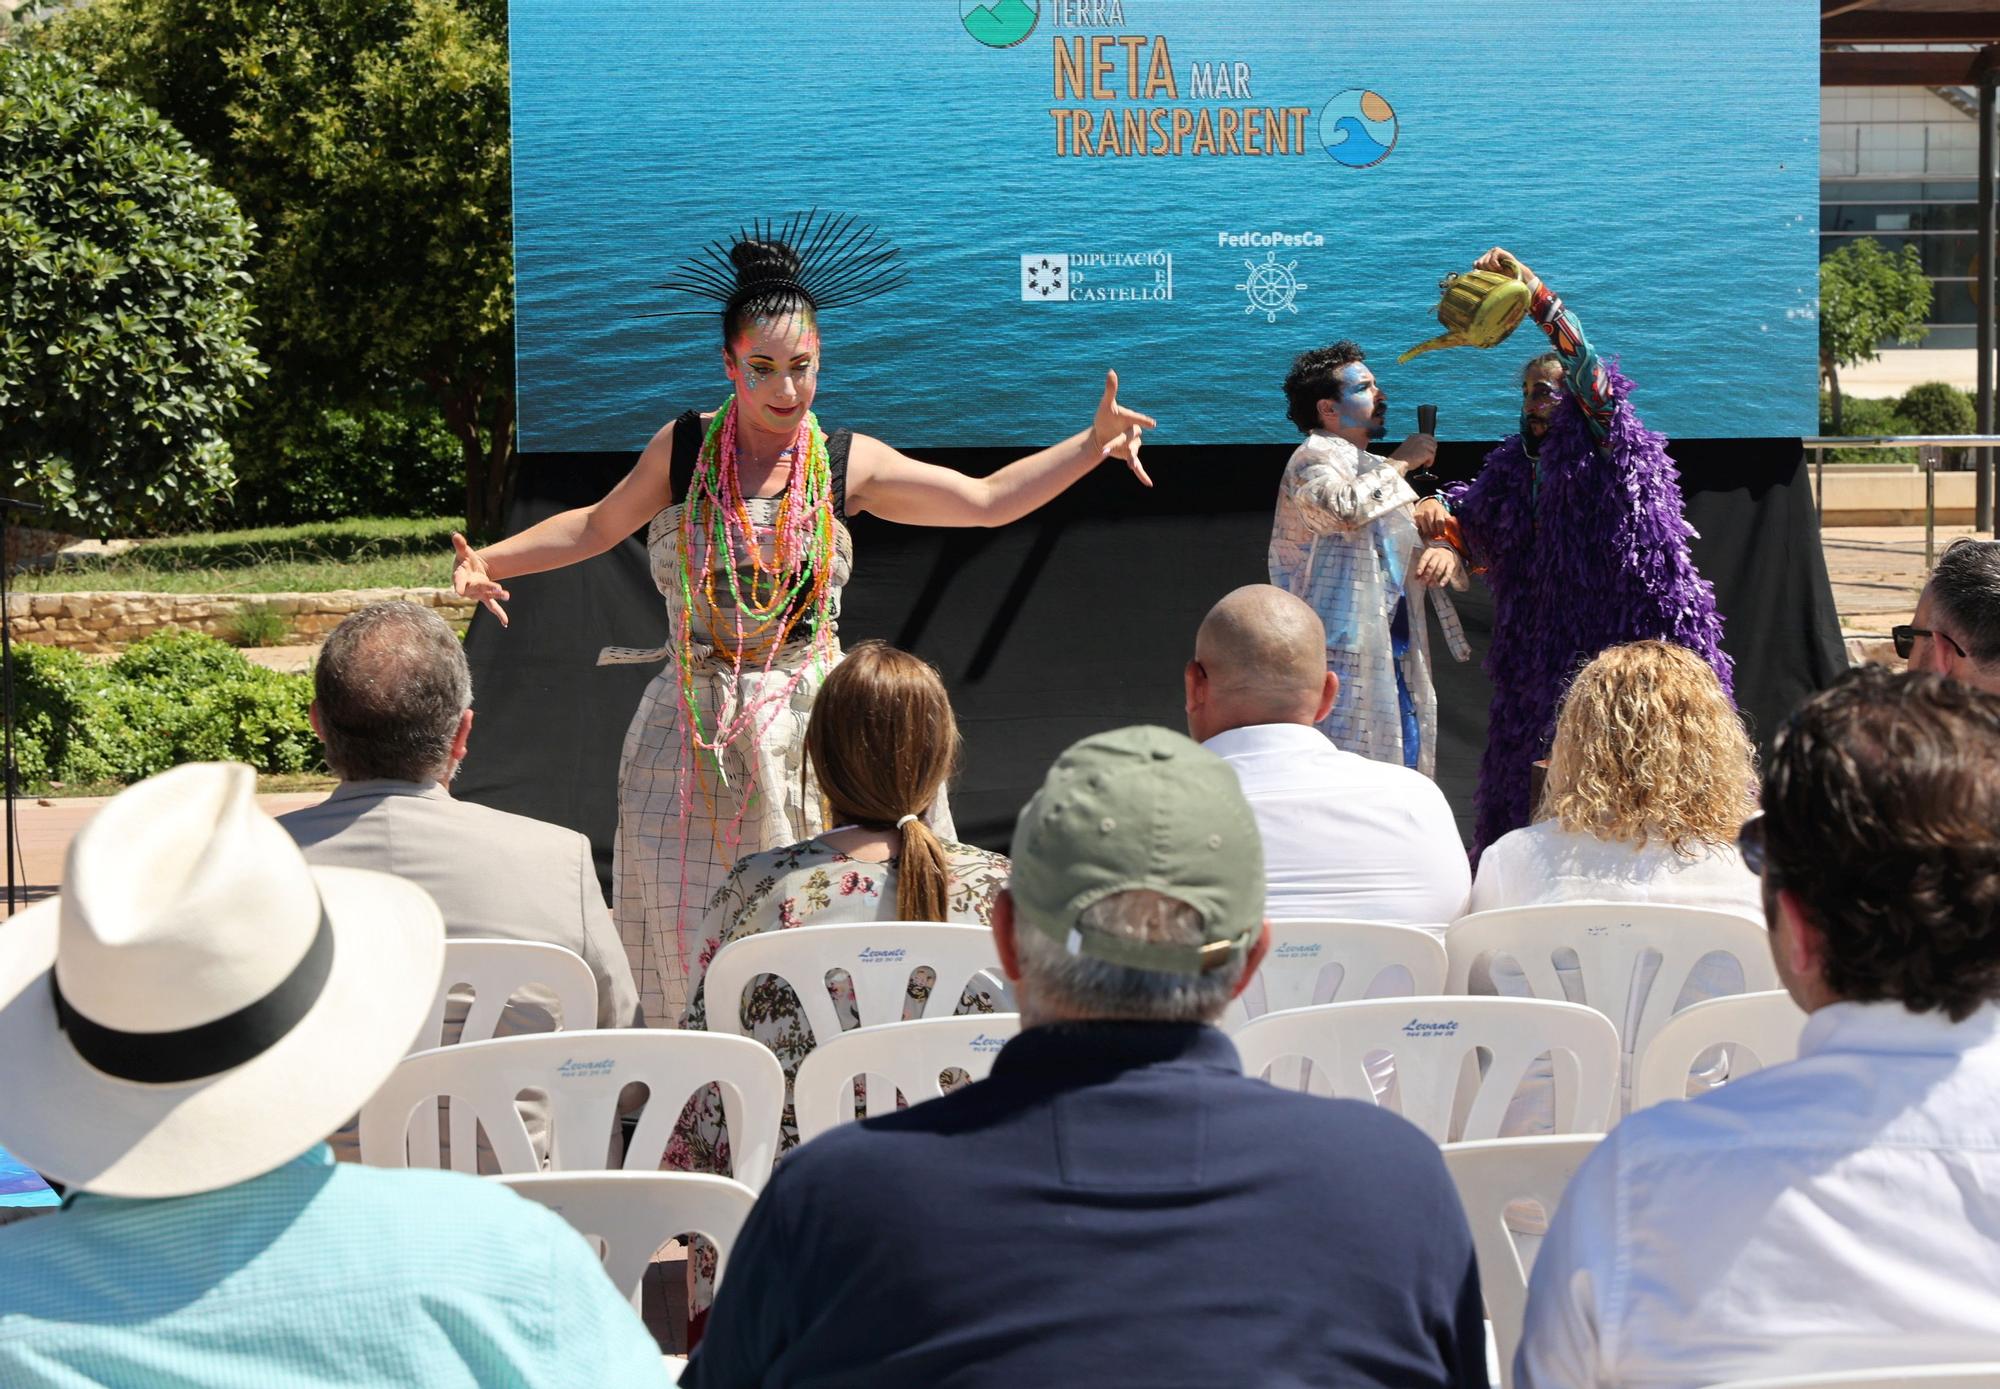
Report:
1090,369,1158,488
452,532,511,627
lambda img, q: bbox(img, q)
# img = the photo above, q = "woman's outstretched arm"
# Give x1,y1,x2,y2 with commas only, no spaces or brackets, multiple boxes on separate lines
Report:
451,416,680,625
843,370,1156,529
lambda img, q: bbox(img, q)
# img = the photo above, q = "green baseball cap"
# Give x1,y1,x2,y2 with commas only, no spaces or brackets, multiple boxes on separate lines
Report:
1009,725,1265,975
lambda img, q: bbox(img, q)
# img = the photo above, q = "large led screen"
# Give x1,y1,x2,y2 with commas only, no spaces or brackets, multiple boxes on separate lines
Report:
511,0,1819,452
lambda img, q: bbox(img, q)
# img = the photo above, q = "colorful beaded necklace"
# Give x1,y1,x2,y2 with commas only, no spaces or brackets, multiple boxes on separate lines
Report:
666,396,839,929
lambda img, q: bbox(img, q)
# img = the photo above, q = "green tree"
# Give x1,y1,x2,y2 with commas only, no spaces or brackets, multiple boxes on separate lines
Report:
0,49,264,534
1818,238,1932,435
33,0,516,534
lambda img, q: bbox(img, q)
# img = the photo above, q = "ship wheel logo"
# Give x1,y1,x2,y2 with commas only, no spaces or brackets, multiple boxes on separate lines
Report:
1237,251,1307,322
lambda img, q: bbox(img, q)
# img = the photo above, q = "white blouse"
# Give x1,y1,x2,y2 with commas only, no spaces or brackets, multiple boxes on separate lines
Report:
1468,820,1763,921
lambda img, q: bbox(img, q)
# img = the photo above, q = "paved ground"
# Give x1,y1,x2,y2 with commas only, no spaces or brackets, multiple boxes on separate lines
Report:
1822,523,1979,638
0,791,328,919
241,643,320,673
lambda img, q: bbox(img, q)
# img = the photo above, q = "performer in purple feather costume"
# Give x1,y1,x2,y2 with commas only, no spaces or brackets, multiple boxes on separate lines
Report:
1415,247,1732,858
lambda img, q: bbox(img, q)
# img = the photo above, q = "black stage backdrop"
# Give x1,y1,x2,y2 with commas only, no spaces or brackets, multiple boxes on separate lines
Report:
458,439,1847,883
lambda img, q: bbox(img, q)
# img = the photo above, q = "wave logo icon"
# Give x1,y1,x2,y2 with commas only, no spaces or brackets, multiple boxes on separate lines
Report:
962,0,1039,48
1319,89,1397,169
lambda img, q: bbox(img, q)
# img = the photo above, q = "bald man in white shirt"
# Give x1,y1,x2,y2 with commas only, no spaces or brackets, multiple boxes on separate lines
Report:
1517,665,2000,1389
1185,585,1470,930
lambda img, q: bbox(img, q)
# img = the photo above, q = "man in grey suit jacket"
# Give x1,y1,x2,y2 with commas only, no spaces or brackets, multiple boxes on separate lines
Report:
281,603,642,1161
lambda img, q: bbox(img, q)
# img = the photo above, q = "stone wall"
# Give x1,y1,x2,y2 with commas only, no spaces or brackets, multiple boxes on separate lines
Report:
6,588,476,654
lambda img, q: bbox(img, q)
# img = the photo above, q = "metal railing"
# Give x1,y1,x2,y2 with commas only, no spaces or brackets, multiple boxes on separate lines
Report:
1805,434,2000,569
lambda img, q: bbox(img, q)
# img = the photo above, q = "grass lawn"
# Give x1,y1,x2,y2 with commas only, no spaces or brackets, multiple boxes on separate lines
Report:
38,773,337,799
17,517,459,594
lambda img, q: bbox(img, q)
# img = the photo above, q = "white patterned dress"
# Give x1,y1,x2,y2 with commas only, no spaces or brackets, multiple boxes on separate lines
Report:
598,416,955,1026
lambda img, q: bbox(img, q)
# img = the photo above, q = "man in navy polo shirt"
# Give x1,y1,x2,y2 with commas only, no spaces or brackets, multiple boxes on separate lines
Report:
684,726,1488,1389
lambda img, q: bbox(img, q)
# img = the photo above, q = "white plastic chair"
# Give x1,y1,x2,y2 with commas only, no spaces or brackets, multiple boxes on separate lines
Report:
493,1171,757,1310
1233,997,1619,1142
1630,989,1807,1111
792,1013,1021,1144
1704,1368,2000,1389
1445,905,1779,1070
1441,1136,1603,1389
704,922,1002,1117
407,940,600,1168
422,939,600,1047
359,1029,786,1188
1219,920,1449,1029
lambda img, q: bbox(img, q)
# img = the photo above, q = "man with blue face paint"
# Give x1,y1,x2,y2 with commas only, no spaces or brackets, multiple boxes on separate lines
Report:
1413,248,1732,858
1269,341,1470,776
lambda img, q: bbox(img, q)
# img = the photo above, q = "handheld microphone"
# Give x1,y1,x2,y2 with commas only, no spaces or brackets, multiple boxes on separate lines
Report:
1412,405,1440,490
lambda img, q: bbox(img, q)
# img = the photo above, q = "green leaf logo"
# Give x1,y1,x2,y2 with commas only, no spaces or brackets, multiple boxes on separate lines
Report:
961,0,1039,49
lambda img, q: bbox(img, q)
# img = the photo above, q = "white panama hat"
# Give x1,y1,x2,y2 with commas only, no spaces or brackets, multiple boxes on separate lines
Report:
0,762,445,1198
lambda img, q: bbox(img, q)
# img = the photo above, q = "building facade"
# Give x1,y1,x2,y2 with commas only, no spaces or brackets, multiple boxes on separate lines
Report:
1822,85,1990,389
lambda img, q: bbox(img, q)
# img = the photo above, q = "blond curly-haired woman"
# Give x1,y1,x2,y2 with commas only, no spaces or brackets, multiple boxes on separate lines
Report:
1468,640,1760,1134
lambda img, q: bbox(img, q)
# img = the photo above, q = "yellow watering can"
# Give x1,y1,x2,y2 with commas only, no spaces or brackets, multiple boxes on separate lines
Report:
1396,255,1533,364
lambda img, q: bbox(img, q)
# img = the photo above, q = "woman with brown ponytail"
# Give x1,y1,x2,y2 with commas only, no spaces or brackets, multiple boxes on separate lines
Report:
666,642,1007,1340
670,641,1009,1164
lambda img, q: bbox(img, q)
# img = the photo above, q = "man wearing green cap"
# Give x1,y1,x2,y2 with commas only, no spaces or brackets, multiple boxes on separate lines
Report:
684,726,1489,1389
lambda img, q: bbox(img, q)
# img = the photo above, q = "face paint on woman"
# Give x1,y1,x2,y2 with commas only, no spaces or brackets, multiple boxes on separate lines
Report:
726,309,820,434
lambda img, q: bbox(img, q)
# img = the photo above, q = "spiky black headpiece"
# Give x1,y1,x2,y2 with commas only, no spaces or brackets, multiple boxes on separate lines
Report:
652,209,907,317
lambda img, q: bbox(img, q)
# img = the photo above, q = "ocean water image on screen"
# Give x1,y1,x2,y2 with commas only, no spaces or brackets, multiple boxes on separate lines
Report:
510,0,1819,453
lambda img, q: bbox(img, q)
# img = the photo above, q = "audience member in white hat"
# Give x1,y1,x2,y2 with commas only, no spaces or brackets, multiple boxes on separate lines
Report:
0,763,668,1387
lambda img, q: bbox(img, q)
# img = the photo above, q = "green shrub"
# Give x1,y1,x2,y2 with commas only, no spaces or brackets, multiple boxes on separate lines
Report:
0,49,265,535
14,631,321,790
225,399,462,526
1897,382,1977,437
225,604,291,648
1818,393,1914,464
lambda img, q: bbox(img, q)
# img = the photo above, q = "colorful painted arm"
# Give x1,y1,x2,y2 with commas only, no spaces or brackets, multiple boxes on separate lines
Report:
1430,482,1490,572
1531,281,1615,445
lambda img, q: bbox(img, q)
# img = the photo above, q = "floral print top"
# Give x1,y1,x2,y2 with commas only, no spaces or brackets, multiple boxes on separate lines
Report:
668,836,1012,1172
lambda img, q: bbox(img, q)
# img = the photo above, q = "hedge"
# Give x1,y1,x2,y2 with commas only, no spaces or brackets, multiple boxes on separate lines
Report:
15,630,320,791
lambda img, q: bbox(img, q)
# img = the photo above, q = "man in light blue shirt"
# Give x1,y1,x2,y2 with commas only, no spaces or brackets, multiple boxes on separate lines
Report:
0,763,668,1387
1517,667,2000,1389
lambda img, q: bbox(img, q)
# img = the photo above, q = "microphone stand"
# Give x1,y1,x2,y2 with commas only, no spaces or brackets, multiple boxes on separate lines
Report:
1,496,47,916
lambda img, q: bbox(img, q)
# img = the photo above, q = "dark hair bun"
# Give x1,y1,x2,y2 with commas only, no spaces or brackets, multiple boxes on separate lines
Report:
730,238,803,285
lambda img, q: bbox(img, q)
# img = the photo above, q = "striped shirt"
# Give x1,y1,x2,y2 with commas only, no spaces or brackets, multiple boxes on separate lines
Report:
0,1145,669,1387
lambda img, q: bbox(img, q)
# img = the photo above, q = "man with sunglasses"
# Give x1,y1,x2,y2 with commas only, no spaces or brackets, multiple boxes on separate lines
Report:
1412,246,1732,857
1517,664,2000,1389
1898,535,2000,692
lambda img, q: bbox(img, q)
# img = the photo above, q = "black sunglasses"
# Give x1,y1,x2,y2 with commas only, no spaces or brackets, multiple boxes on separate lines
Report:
1892,624,1967,660
1737,813,1767,879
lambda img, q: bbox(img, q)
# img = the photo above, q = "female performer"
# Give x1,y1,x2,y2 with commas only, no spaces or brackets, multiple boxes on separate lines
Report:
451,214,1154,1022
